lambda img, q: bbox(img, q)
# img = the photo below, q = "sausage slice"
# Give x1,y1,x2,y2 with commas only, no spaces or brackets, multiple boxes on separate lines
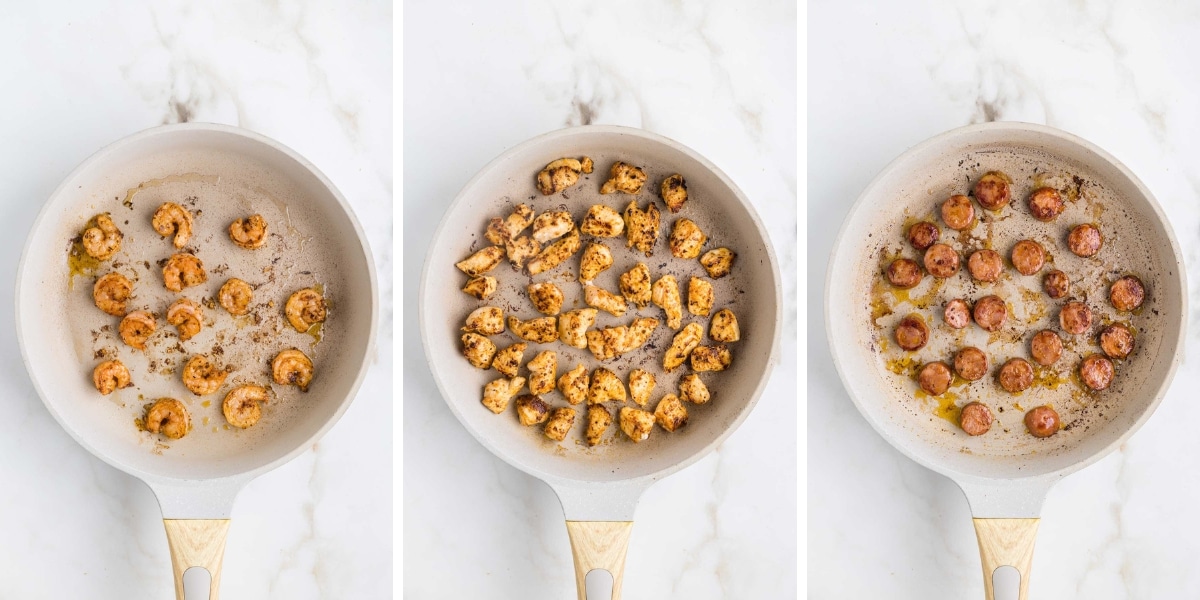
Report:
1079,354,1115,391
973,295,1008,332
1043,270,1070,299
886,258,923,289
1059,301,1093,335
959,402,993,436
894,316,929,351
1024,405,1060,438
906,221,940,251
918,362,953,396
1010,240,1046,276
940,195,976,230
967,250,1003,283
923,243,960,278
1110,276,1145,312
944,299,972,329
1030,330,1063,366
1099,324,1135,359
1067,224,1103,257
973,171,1012,210
953,346,989,381
998,358,1034,393
1027,187,1064,222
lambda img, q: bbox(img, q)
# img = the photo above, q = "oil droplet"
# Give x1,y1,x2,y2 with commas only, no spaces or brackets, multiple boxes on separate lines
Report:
201,400,211,408
67,215,102,290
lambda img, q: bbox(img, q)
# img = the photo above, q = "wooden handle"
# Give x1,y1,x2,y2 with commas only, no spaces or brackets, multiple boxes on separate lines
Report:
973,518,1040,600
565,521,633,600
163,519,231,600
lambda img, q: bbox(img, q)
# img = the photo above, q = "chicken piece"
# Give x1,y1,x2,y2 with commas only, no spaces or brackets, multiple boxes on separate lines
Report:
532,211,575,244
599,161,647,195
462,276,497,300
515,395,551,425
652,275,683,329
585,405,612,446
623,201,661,256
581,157,594,173
492,342,528,378
558,308,598,349
679,374,710,404
527,282,564,315
558,364,589,405
586,317,659,360
619,262,652,308
527,228,581,275
527,351,557,395
654,394,688,432
578,243,615,282
710,309,740,342
660,174,688,213
544,407,576,442
508,315,559,343
504,235,541,268
462,306,505,335
628,369,655,407
456,246,505,277
537,158,589,195
485,203,536,245
584,284,627,317
700,248,735,279
619,407,655,442
687,277,714,316
587,367,626,404
668,218,707,259
482,376,525,414
462,333,497,369
580,205,625,237
691,345,732,372
663,322,704,371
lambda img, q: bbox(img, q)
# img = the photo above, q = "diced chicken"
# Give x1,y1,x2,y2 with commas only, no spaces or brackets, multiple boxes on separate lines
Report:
585,317,659,360
586,405,612,446
600,162,647,195
623,201,660,256
481,376,525,414
691,345,732,372
579,243,614,282
492,342,528,378
587,367,626,404
455,246,505,277
652,275,683,329
527,282,564,315
485,203,536,245
508,315,559,343
619,262,652,308
544,407,576,442
619,407,655,442
679,374,710,404
580,205,625,237
462,306,504,335
660,174,688,213
527,351,557,395
532,211,575,244
505,235,541,268
536,157,590,195
687,277,714,316
710,308,741,342
628,369,655,407
663,322,703,371
558,364,589,405
700,248,735,279
654,394,688,432
462,333,497,369
668,218,707,259
527,228,581,275
515,395,551,425
462,275,497,300
584,284,627,317
558,308,598,349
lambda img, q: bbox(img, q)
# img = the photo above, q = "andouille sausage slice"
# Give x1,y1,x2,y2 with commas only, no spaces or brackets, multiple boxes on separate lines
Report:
1030,330,1063,366
998,358,1034,393
1043,269,1070,299
1110,276,1146,312
918,362,953,396
1025,405,1060,438
923,243,960,278
1067,224,1103,257
967,249,1003,283
1079,354,1115,391
1010,240,1046,276
959,402,994,436
973,295,1008,332
1059,301,1093,335
907,221,940,251
1027,187,1064,222
974,171,1012,210
953,346,989,381
1099,324,1135,359
895,316,929,351
940,195,975,230
886,258,923,289
944,299,972,329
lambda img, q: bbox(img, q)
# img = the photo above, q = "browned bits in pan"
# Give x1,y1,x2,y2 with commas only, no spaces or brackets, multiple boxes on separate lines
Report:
1099,324,1135,359
906,221,940,251
953,347,989,381
973,171,1012,210
894,315,929,351
1110,275,1146,312
1043,270,1070,299
944,299,972,329
923,243,960,278
959,402,994,436
1079,354,1115,391
940,195,975,230
917,362,952,396
1059,301,1093,335
886,258,923,289
997,358,1033,393
1024,405,1060,438
967,250,1003,283
1029,330,1063,366
1067,223,1103,257
973,295,1007,332
1010,240,1046,276
1027,187,1064,222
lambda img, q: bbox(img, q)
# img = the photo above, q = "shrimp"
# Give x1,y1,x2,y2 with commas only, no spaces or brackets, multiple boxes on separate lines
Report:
229,214,268,249
219,278,253,316
272,348,314,391
167,298,203,341
92,360,132,395
162,253,207,292
285,287,327,333
181,355,231,396
152,202,194,249
119,310,156,350
93,272,133,316
81,214,123,260
145,398,190,439
223,385,269,429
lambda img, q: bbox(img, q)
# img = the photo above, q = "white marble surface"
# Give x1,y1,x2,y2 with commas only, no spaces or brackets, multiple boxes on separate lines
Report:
402,0,796,597
0,2,391,598
810,1,1200,598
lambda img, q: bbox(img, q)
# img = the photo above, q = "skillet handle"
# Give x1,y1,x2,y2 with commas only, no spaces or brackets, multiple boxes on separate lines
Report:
163,519,231,599
972,518,1040,600
565,521,633,600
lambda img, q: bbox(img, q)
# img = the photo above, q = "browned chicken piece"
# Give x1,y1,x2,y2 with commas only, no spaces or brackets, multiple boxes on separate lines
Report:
688,277,714,316
660,174,688,213
679,374,710,404
462,333,498,369
504,235,541,268
544,407,576,442
580,205,625,237
691,345,732,372
628,369,655,407
515,395,551,425
558,364,589,405
492,342,528,378
558,309,598,349
481,376,525,414
619,262,653,307
527,351,557,395
455,246,505,277
586,405,612,446
652,275,683,329
462,306,505,335
532,210,575,244
663,322,704,371
462,275,498,300
527,228,581,275
585,317,658,360
600,161,647,195
654,394,689,432
700,247,735,279
527,282,564,315
619,407,656,442
668,218,707,259
485,203,536,245
623,201,661,256
709,308,740,342
508,315,559,343
536,158,590,195
579,243,615,282
584,284,627,317
587,368,626,404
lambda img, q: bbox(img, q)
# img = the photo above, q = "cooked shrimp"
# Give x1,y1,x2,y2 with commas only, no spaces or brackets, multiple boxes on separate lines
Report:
167,298,203,341
162,253,207,292
92,360,132,395
223,385,269,429
181,355,231,396
152,202,194,249
119,310,156,350
229,214,268,249
145,398,190,439
93,272,133,316
285,287,328,333
219,278,254,316
272,348,314,391
81,214,123,260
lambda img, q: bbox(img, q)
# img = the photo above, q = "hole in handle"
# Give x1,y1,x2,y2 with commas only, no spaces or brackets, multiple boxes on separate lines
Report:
182,566,212,600
584,568,615,600
991,565,1021,600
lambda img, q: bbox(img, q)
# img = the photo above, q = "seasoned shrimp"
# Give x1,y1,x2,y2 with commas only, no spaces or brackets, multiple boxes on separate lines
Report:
223,385,269,429
229,214,268,249
82,214,123,260
167,298,203,341
219,278,254,316
119,310,156,350
162,253,207,292
93,272,133,316
286,287,328,333
92,360,132,395
272,348,314,391
152,202,194,249
145,398,190,439
181,355,231,396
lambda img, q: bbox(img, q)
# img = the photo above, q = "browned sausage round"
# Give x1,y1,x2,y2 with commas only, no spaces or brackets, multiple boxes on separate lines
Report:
1030,330,1063,366
895,316,929,351
1059,301,1093,335
953,346,989,381
1027,187,1064,222
918,362,953,396
944,298,972,329
1043,269,1070,299
1079,354,1115,391
1110,275,1146,312
923,243,960,278
940,195,975,230
1024,405,1060,438
959,401,994,436
973,172,1011,210
967,249,1003,282
1099,324,1135,359
998,358,1034,393
886,258,923,289
907,221,940,251
1010,240,1046,276
973,295,1008,332
1067,223,1103,257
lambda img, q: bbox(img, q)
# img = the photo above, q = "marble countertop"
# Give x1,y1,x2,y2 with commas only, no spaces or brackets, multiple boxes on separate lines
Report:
402,0,796,597
810,1,1200,598
0,2,391,598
